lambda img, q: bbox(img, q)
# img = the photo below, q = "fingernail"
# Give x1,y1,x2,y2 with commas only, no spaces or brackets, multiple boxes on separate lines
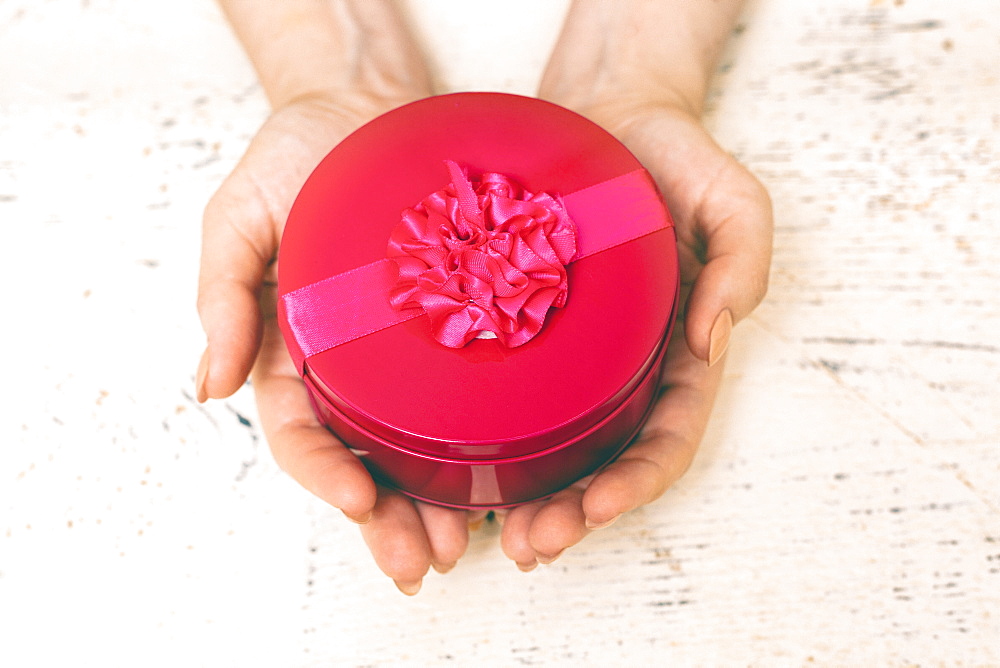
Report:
585,514,620,531
195,348,210,403
395,579,422,596
432,561,456,574
517,560,538,573
708,308,733,367
536,550,564,565
344,510,372,525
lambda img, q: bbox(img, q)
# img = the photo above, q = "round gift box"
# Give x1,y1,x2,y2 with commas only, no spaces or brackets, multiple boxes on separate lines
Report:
277,92,679,508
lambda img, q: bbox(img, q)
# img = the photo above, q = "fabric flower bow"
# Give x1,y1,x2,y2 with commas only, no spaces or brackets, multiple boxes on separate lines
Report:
387,161,578,348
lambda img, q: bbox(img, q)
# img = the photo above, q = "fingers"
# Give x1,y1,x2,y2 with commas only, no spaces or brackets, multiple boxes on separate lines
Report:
529,486,590,562
583,334,722,524
499,501,546,571
414,501,471,574
252,321,378,520
500,334,723,569
359,488,433,595
196,176,276,400
682,161,773,365
500,481,595,570
254,322,469,595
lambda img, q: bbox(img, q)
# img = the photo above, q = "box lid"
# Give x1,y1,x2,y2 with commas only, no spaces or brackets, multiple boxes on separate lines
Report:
278,93,678,460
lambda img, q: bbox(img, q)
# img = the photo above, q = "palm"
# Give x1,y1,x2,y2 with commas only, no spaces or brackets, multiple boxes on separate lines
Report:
498,105,771,568
202,95,769,580
200,95,474,593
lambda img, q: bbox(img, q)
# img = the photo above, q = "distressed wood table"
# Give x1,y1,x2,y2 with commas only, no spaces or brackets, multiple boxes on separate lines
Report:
1,1,997,665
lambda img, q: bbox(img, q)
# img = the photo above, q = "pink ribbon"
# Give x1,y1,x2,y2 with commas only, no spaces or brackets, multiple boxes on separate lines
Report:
386,161,578,349
280,167,671,372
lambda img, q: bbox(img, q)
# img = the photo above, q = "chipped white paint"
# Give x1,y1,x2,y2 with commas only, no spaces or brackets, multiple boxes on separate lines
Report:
1,1,997,665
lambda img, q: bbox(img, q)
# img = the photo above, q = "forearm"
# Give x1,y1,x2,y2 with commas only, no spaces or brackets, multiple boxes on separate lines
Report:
540,0,746,115
217,0,430,108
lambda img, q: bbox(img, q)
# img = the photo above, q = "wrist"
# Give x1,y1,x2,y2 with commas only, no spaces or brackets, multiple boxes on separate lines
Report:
539,64,704,123
539,0,747,118
219,0,431,110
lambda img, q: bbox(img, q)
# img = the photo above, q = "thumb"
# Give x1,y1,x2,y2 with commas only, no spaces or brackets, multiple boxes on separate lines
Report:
195,179,275,401
683,170,773,365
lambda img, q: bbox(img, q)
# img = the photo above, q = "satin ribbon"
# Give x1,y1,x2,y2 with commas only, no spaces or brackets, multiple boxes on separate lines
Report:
387,161,578,349
280,167,671,372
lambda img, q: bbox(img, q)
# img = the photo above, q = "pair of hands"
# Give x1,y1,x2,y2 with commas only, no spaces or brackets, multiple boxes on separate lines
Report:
196,76,771,594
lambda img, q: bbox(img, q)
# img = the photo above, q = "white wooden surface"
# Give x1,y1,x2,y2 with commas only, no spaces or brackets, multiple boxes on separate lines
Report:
1,1,997,665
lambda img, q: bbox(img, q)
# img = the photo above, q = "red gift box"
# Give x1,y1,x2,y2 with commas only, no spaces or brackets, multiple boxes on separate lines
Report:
277,93,679,508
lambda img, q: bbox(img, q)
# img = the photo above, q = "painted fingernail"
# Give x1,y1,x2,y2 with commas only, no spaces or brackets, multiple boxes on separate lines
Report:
195,348,210,403
585,514,620,531
395,579,422,596
432,561,456,574
343,510,373,525
708,308,733,367
517,560,538,573
536,550,564,565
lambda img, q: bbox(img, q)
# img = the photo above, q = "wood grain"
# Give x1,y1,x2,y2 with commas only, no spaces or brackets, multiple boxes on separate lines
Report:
0,0,996,665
